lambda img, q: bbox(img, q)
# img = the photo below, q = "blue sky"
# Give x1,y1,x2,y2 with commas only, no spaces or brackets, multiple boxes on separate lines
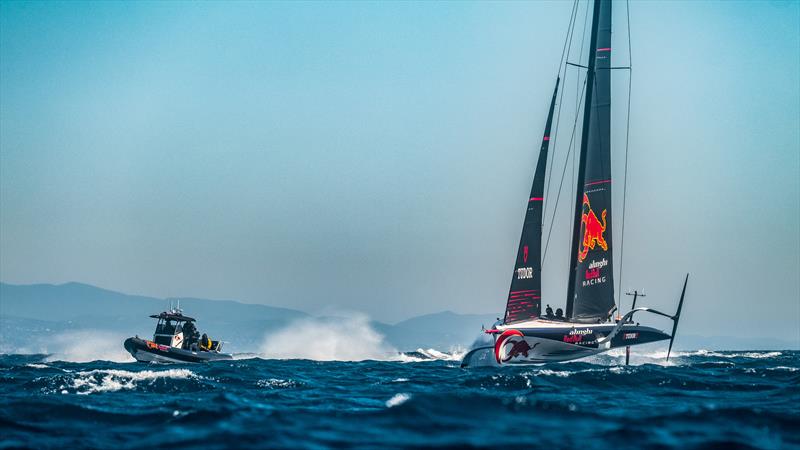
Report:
1,1,798,342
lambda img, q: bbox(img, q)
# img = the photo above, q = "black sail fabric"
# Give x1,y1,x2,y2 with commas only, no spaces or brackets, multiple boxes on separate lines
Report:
567,0,615,323
504,79,559,324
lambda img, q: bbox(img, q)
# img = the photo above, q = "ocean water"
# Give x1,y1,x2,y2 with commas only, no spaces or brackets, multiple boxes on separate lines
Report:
1,350,798,449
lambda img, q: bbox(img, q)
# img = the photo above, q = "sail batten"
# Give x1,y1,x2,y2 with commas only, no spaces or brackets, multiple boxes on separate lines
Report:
565,0,616,323
503,78,560,325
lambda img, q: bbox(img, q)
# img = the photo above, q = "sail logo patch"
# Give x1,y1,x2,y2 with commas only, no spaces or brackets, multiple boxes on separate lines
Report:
516,267,533,280
583,269,606,286
577,193,608,262
583,258,608,286
523,245,528,263
588,258,608,269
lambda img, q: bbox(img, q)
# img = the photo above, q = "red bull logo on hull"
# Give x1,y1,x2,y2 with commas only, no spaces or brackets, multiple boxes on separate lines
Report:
494,329,539,364
577,193,608,263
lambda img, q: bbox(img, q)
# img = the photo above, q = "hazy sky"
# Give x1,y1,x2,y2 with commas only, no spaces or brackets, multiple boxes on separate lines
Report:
1,1,798,341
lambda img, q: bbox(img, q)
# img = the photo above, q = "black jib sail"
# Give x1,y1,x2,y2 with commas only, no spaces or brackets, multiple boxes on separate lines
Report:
566,0,615,323
504,78,560,324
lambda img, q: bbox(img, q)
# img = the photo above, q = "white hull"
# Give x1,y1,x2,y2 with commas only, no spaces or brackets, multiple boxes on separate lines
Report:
460,319,670,367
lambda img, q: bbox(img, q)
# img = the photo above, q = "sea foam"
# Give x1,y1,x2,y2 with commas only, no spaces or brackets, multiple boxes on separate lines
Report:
67,368,198,395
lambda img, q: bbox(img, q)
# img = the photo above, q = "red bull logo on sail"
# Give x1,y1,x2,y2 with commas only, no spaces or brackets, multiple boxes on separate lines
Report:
577,193,608,263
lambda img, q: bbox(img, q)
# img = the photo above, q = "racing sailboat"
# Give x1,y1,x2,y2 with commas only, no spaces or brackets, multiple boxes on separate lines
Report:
461,0,688,367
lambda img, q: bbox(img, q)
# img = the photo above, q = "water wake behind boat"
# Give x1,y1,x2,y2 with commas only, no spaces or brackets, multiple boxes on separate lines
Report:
258,314,398,361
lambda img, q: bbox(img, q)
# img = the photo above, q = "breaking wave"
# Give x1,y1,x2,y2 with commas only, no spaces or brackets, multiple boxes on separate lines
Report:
397,348,466,362
24,367,204,395
67,368,198,395
385,393,411,408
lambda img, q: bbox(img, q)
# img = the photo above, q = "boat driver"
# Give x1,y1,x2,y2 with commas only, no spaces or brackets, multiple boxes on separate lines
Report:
182,320,200,350
164,320,175,335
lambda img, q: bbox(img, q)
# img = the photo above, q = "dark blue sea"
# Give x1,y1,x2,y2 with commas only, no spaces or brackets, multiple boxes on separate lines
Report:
1,350,798,449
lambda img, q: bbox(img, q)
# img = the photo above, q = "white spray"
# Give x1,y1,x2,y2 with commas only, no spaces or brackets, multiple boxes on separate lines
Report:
259,314,398,361
43,330,135,363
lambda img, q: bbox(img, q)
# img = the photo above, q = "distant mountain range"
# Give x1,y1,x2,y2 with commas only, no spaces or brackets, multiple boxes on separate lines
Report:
1,282,796,355
0,282,497,353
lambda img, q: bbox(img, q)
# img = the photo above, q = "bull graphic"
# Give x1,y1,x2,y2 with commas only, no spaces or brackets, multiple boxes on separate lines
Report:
501,339,540,363
577,193,608,263
502,339,531,362
495,330,541,364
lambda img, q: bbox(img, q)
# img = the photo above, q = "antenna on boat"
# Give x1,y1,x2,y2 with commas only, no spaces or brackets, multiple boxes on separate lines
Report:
624,289,646,365
625,289,646,312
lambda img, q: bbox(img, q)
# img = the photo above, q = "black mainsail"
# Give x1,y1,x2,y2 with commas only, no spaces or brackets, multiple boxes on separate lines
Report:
565,0,615,323
504,78,560,324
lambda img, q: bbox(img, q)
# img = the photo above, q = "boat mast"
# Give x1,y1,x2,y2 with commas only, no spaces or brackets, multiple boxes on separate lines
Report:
565,0,602,319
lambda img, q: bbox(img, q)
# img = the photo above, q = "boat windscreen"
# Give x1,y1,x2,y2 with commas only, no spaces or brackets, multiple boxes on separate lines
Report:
149,313,196,322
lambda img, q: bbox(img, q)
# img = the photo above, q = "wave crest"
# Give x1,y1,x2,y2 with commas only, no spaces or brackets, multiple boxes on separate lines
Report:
397,348,465,362
63,368,199,395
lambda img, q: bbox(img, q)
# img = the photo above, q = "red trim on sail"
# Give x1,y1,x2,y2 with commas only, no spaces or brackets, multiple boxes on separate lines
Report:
543,136,550,141
529,197,544,202
597,47,611,52
584,179,611,186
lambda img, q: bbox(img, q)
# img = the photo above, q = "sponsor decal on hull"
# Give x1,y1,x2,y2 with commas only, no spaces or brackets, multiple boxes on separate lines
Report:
146,340,170,352
563,328,593,344
494,329,539,364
